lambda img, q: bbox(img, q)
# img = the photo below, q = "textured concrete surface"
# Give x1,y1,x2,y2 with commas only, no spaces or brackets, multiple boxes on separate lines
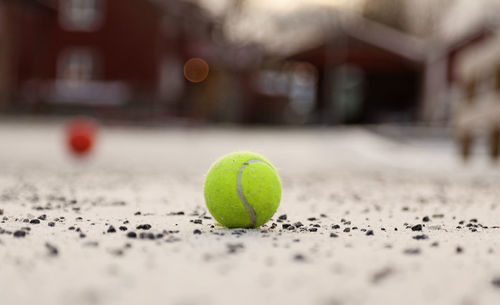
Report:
0,120,500,305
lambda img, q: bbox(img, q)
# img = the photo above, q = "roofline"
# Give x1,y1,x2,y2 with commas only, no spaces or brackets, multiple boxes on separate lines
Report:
339,15,426,63
274,13,426,63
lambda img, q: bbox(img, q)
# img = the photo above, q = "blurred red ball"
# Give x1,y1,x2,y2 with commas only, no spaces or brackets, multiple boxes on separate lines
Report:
66,118,97,156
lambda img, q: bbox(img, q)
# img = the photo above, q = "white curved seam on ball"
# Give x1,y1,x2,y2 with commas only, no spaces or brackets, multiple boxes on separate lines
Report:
236,159,267,228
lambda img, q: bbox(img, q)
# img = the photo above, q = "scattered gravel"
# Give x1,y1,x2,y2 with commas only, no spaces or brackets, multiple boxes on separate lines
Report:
1,124,499,305
411,224,423,231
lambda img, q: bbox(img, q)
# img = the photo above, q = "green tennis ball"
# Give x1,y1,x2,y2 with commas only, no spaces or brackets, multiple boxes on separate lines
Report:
204,151,282,228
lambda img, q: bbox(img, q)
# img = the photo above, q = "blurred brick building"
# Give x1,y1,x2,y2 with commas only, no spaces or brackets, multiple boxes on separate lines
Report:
0,0,245,121
5,0,495,126
285,16,424,124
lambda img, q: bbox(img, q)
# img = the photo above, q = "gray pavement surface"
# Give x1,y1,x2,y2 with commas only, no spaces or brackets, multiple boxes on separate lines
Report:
1,120,500,305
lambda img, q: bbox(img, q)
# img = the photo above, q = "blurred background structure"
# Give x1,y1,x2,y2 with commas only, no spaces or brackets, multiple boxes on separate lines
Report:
0,0,499,133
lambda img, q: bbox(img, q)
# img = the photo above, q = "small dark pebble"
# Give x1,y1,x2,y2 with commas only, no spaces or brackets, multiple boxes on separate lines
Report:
422,216,430,222
107,225,116,233
332,225,340,229
111,249,124,256
168,211,185,216
307,217,317,221
232,229,247,235
372,267,394,284
13,230,26,238
227,243,244,254
309,228,317,232
330,233,338,238
136,224,152,230
293,254,305,261
193,219,202,224
278,214,287,221
404,248,421,255
193,229,202,235
139,232,155,240
79,233,86,238
38,215,47,221
343,228,350,233
282,224,291,229
366,230,374,236
126,232,137,238
294,222,303,228
134,211,142,215
431,241,439,247
119,226,128,231
492,277,500,288
83,241,99,247
68,226,75,230
411,224,422,231
456,246,463,254
29,219,40,224
413,234,428,240
48,222,55,227
45,243,58,256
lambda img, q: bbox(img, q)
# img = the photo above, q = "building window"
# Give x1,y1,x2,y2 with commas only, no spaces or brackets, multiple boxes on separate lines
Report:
332,65,365,123
58,49,98,85
159,57,184,103
60,0,104,31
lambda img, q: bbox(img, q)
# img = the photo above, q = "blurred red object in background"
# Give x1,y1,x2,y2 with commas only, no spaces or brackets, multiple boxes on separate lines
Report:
66,118,97,156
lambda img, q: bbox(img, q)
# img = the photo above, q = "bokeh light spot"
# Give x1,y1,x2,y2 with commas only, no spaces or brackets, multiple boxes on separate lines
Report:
183,58,209,83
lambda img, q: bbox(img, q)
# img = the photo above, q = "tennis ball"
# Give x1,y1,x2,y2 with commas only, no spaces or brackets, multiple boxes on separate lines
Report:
204,151,281,228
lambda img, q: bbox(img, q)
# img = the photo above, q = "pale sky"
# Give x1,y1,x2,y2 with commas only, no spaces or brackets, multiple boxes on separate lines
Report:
241,0,358,11
192,0,367,55
197,0,364,16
